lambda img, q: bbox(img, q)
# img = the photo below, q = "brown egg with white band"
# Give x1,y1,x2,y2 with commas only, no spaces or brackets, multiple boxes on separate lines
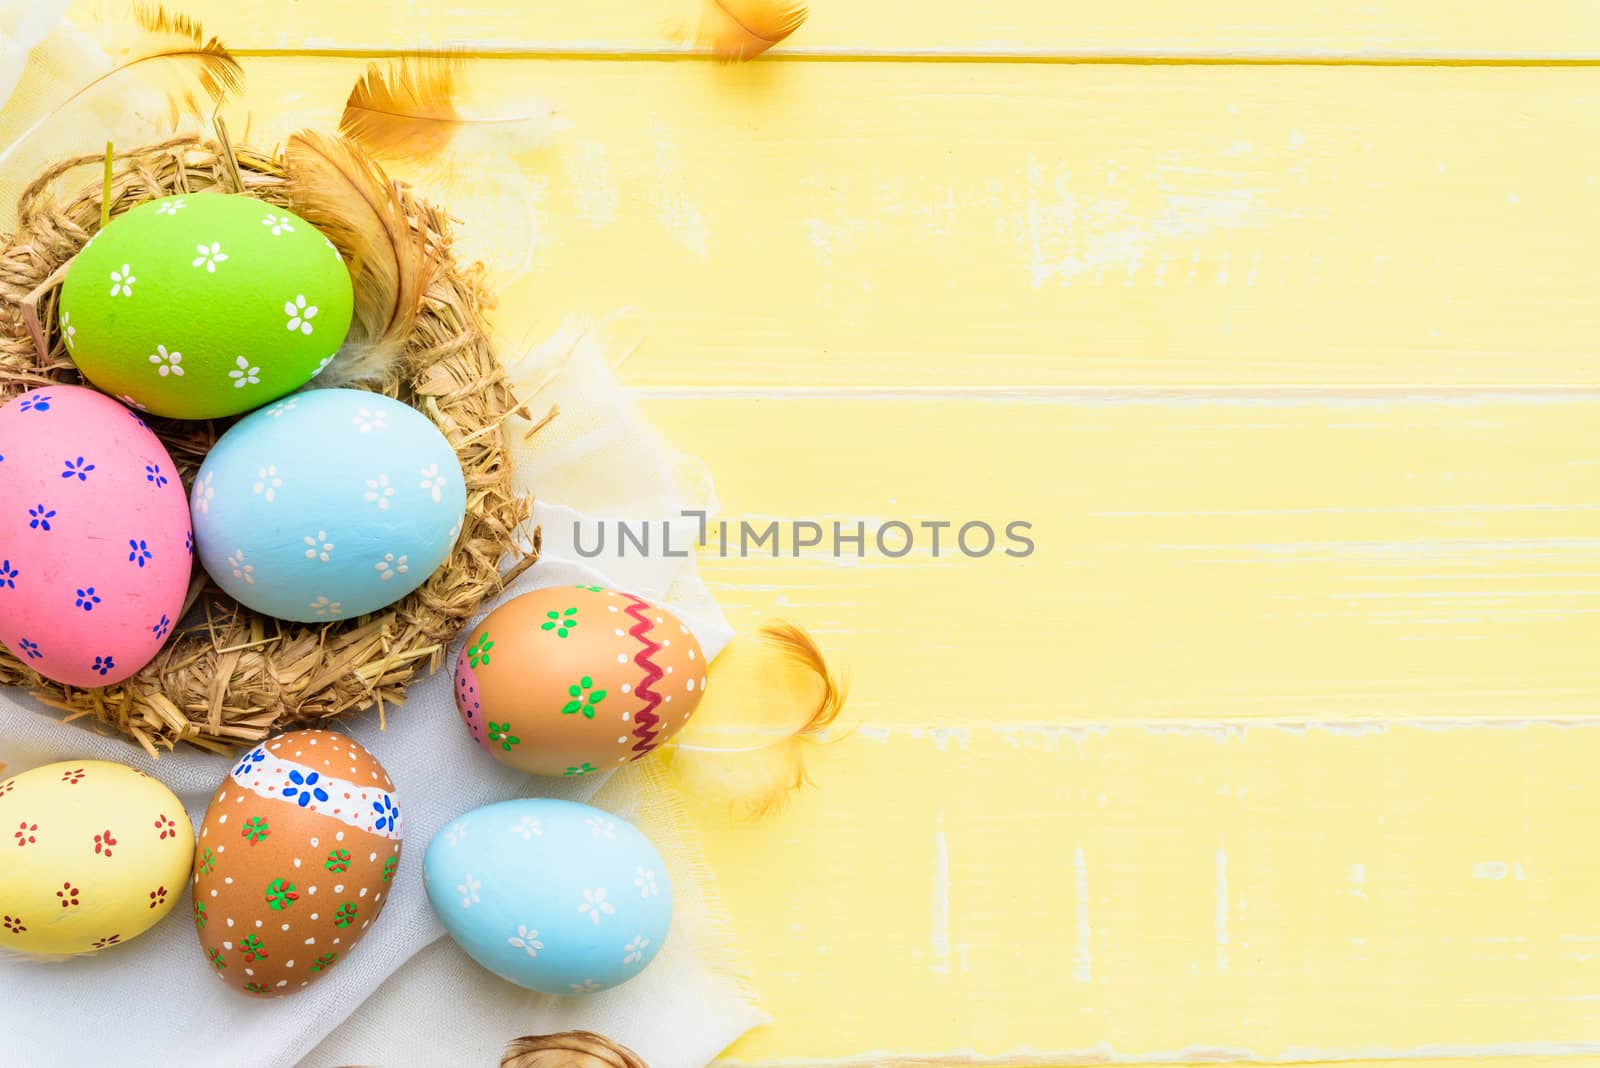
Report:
191,730,402,996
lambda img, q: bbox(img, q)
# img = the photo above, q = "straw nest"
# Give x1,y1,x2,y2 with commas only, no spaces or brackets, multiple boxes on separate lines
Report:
0,134,536,756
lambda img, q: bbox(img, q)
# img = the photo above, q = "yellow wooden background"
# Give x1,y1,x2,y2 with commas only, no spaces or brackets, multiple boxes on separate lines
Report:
65,1,1600,1064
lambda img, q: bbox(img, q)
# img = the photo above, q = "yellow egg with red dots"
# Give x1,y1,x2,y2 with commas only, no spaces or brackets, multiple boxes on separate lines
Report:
191,730,402,997
0,759,193,956
453,584,708,778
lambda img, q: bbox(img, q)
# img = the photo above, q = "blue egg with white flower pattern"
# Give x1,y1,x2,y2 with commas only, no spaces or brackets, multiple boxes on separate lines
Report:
190,388,465,623
423,799,673,995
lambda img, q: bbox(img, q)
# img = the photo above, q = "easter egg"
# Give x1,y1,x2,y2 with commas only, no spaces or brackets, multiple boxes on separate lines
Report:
424,799,671,994
454,586,707,778
58,193,353,420
191,730,402,997
190,389,466,623
0,386,192,687
0,760,193,956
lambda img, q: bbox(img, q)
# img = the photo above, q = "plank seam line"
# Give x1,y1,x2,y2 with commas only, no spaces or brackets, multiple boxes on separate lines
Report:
630,385,1600,400
714,1039,1600,1068
228,45,1600,66
853,716,1600,737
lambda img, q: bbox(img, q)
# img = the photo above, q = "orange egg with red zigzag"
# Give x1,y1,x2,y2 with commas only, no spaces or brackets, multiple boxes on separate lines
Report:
454,585,707,778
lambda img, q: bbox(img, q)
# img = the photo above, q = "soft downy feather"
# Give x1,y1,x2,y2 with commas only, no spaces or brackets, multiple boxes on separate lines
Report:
0,3,242,172
668,621,846,818
0,1,70,118
282,130,441,387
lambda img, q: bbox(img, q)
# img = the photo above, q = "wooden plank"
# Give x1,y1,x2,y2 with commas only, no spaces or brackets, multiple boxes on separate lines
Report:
39,13,1595,1065
68,0,1600,60
651,388,1598,1064
639,393,1600,726
683,724,1600,1064
227,58,1600,389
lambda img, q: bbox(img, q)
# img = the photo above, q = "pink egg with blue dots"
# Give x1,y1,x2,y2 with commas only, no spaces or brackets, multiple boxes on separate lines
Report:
0,386,192,687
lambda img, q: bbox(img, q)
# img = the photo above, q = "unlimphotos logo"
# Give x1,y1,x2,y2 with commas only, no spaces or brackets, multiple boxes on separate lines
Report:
574,511,1035,560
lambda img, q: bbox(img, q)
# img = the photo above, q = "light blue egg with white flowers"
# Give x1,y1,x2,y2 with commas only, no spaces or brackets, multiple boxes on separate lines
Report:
424,799,673,994
191,388,466,623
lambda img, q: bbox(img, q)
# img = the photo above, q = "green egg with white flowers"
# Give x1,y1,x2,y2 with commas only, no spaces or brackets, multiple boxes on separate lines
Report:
58,193,354,420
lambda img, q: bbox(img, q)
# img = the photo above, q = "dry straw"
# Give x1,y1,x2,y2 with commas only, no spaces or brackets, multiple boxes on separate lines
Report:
501,1031,649,1068
0,134,535,757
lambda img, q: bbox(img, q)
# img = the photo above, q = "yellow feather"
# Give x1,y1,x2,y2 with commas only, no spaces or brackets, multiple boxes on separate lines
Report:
339,55,462,164
756,620,846,740
281,131,440,386
339,54,557,166
669,621,847,818
692,0,809,61
0,3,242,171
126,4,242,126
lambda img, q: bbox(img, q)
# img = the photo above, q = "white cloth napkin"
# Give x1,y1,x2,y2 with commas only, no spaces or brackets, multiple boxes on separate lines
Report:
0,510,758,1068
0,319,767,1066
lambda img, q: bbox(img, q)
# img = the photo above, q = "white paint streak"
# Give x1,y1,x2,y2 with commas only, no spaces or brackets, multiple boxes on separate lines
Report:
924,726,974,751
1072,846,1092,982
564,140,616,227
1474,861,1526,881
930,812,950,974
856,724,893,744
804,218,844,266
1348,862,1366,898
1014,155,1270,289
647,119,709,260
1215,847,1230,971
994,723,1109,750
442,175,546,278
